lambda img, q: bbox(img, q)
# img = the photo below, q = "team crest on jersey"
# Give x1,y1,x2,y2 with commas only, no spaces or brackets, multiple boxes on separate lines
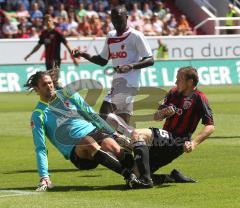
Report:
64,100,71,108
183,99,193,110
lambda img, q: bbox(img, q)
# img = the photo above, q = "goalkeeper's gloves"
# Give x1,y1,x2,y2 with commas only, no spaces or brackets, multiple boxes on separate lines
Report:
36,176,53,192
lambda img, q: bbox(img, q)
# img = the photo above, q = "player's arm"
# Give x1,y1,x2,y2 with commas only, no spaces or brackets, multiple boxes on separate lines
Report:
184,124,215,153
31,111,53,191
24,43,42,61
71,94,115,135
72,50,108,66
184,94,215,153
63,41,79,65
72,35,108,66
154,89,175,121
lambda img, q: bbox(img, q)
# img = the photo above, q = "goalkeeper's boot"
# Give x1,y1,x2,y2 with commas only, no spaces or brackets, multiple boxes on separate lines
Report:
170,169,197,183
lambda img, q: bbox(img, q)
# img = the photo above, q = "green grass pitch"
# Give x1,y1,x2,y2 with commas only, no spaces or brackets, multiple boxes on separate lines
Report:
0,85,240,208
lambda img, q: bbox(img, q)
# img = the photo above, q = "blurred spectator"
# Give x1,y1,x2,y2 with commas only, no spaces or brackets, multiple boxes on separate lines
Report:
156,39,168,59
6,0,20,10
45,5,55,17
97,3,108,21
56,16,69,36
17,25,30,38
67,10,79,37
153,1,167,20
0,0,197,38
151,13,163,35
31,0,45,12
142,2,153,18
130,2,143,18
128,12,143,31
225,3,237,34
166,14,178,35
54,3,68,19
142,15,156,36
30,2,43,21
4,4,18,27
0,7,6,38
90,15,104,36
178,14,193,35
2,16,18,38
102,15,112,34
16,2,29,18
29,26,39,38
86,3,98,18
76,2,87,22
77,15,92,36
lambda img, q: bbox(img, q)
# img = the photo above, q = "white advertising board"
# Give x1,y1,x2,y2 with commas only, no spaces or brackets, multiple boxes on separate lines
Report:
0,35,239,65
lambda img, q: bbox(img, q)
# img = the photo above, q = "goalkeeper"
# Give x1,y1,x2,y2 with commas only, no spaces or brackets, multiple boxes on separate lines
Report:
25,70,148,191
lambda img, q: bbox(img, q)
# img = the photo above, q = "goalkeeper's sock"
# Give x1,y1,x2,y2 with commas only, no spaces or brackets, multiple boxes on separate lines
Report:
132,141,151,181
92,149,131,178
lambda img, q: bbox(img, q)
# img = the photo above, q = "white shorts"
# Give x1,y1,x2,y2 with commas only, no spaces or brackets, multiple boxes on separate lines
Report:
104,78,139,115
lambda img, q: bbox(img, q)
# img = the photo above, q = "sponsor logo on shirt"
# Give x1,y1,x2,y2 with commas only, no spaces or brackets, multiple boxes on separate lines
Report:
110,44,127,59
183,99,193,110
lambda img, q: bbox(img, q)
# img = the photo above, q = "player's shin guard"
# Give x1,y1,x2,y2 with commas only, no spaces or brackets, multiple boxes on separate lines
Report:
132,141,151,182
92,149,131,179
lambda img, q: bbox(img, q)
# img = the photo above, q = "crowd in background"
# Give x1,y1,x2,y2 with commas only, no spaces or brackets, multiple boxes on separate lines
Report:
0,0,194,39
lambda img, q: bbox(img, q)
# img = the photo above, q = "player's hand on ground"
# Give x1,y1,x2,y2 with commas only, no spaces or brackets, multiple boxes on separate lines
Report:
154,106,175,121
183,141,196,153
36,177,53,192
71,48,81,58
117,64,133,73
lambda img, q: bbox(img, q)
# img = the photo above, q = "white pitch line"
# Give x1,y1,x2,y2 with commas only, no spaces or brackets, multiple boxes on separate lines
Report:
0,190,38,198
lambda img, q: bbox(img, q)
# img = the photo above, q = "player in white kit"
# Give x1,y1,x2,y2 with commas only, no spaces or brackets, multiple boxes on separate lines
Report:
72,5,154,124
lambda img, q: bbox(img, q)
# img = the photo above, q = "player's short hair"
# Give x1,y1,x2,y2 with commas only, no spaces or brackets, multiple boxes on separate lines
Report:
111,5,128,16
178,66,199,86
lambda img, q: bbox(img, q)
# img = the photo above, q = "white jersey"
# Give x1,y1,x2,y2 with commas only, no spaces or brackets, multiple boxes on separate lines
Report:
100,27,152,87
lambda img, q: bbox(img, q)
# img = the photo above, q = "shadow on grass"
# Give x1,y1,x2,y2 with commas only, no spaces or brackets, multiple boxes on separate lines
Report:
2,168,106,175
0,184,172,192
209,136,240,139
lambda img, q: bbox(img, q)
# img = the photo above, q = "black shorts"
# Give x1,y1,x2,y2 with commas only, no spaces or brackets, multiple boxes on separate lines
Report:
149,128,189,173
70,129,110,170
46,59,61,71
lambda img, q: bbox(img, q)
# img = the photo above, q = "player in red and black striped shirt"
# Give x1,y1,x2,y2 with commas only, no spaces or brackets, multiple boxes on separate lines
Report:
133,66,215,183
25,15,78,71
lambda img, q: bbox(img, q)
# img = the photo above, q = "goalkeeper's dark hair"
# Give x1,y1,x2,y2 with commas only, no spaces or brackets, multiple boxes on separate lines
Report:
24,67,59,91
24,71,50,91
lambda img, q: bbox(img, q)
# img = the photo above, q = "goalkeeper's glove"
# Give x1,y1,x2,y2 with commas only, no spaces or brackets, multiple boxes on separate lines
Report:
36,177,53,192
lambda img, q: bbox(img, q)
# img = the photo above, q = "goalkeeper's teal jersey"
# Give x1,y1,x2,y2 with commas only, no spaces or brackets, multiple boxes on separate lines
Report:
31,89,114,177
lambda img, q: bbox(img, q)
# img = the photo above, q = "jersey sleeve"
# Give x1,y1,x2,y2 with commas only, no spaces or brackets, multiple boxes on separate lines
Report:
99,36,110,60
135,31,152,58
199,93,214,125
38,32,44,45
31,110,49,178
58,30,67,44
71,93,115,134
158,88,173,110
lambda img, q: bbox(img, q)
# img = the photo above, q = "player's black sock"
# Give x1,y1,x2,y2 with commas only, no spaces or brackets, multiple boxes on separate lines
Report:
93,149,131,178
132,141,151,181
119,148,134,169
